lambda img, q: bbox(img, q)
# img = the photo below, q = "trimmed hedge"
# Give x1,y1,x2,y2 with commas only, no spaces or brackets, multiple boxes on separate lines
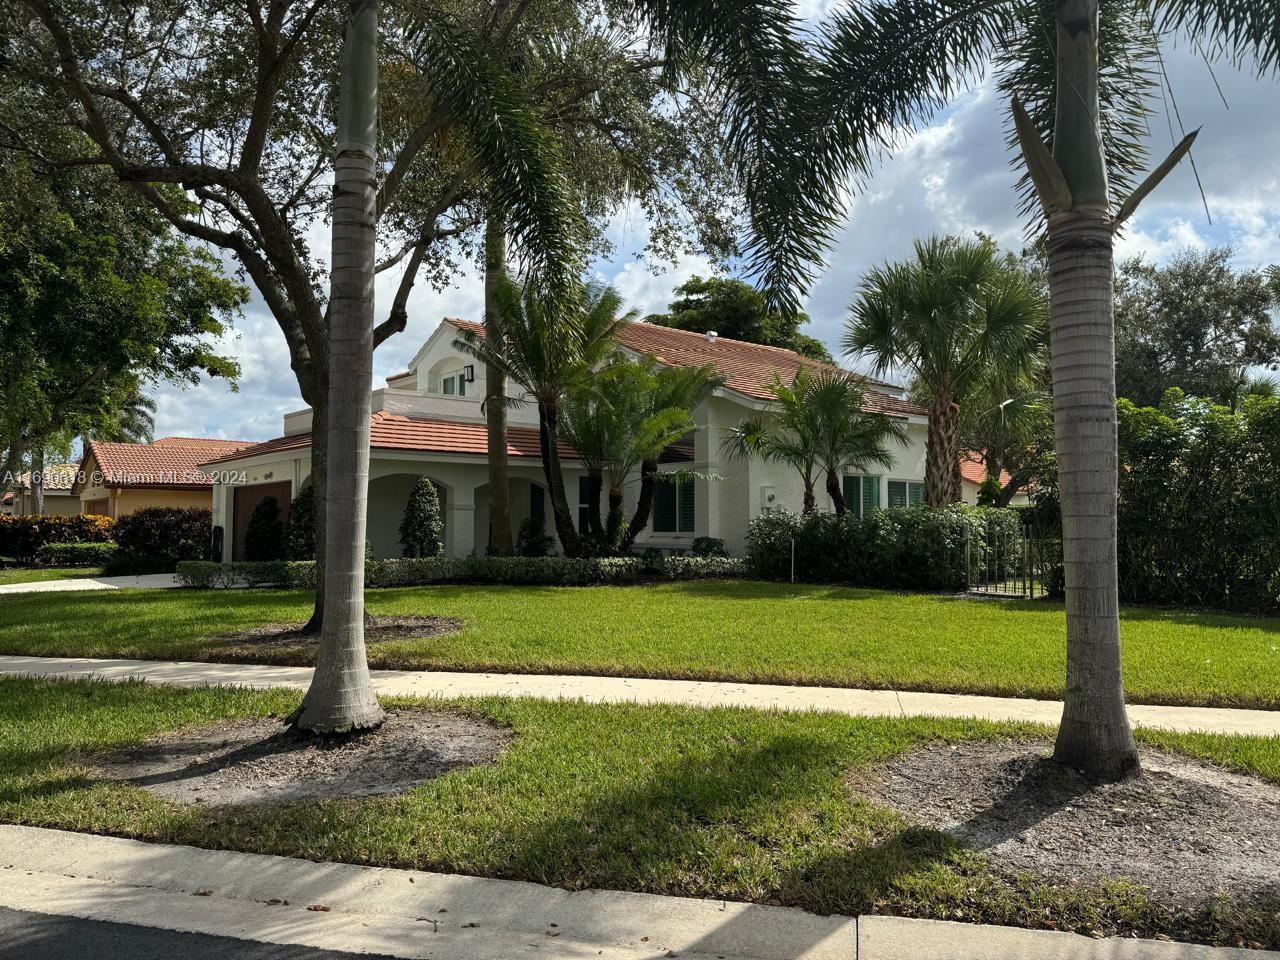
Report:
34,541,119,568
745,506,1022,591
110,507,213,574
658,556,745,580
176,555,647,590
0,514,113,562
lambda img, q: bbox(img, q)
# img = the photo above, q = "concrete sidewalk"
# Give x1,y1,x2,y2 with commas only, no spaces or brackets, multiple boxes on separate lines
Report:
0,825,1269,960
2,654,1279,736
0,573,181,595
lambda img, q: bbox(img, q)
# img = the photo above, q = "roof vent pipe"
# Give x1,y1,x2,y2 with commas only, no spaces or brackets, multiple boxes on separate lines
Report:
705,330,718,344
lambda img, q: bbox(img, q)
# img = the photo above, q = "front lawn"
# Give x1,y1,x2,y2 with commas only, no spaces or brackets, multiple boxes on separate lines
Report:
2,581,1277,709
0,566,104,585
2,676,1277,946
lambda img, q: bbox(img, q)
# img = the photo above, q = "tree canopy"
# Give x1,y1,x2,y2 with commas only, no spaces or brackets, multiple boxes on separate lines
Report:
646,275,834,361
1114,247,1280,408
0,151,243,486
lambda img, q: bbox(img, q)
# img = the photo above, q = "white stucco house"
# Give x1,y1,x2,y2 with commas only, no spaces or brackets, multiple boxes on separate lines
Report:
201,318,930,560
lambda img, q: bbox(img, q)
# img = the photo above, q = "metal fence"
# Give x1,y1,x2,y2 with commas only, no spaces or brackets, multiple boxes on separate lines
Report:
965,521,1056,599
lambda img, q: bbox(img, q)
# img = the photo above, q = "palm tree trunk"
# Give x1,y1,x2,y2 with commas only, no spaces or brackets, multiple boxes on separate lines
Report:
825,469,846,515
925,393,960,506
1045,0,1137,779
801,477,816,515
605,483,626,547
586,468,605,540
621,458,658,550
293,0,383,734
484,209,514,556
537,400,582,557
31,447,44,515
302,390,328,634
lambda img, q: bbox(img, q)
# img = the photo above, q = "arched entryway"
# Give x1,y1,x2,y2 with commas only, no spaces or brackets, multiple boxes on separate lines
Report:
366,473,449,559
473,479,547,554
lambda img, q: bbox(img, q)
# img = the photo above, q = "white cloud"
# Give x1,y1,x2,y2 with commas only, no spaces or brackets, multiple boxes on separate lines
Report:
145,42,1279,442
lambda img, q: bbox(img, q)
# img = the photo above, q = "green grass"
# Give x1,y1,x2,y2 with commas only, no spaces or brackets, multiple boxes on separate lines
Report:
0,566,103,585
1,675,1276,947
2,581,1278,709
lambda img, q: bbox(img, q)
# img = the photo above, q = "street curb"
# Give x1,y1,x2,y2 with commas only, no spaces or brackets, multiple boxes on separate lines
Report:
0,825,855,960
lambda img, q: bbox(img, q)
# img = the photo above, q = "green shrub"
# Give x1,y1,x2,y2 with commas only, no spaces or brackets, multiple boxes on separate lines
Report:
976,476,1002,507
0,514,114,562
110,507,212,573
690,536,728,558
178,555,646,589
34,541,119,568
659,556,744,579
1112,391,1280,612
515,517,554,557
745,506,1022,591
244,495,285,561
176,559,314,589
285,485,316,560
399,478,443,558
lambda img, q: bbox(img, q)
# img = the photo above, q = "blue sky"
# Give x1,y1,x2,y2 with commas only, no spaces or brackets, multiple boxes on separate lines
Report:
151,44,1279,443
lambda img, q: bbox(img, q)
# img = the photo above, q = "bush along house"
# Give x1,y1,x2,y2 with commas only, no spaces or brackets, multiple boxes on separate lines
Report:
201,319,930,560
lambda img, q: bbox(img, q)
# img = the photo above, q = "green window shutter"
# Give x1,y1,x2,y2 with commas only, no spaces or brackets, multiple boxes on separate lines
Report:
654,478,677,532
529,482,544,531
678,478,696,533
888,481,907,509
862,476,880,514
842,475,860,517
908,482,925,507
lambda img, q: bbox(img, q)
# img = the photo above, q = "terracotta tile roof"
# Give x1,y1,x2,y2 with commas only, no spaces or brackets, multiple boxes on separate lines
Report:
77,437,253,492
13,464,78,493
959,451,1015,488
446,318,926,419
203,412,578,466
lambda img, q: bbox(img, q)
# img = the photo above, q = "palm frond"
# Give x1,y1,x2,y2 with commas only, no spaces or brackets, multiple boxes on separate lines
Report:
1150,0,1280,75
402,1,583,305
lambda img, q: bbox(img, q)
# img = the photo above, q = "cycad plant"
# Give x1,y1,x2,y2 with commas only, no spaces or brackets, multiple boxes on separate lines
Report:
456,281,632,557
724,368,906,515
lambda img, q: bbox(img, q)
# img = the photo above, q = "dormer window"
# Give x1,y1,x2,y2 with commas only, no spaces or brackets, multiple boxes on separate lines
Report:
441,372,467,396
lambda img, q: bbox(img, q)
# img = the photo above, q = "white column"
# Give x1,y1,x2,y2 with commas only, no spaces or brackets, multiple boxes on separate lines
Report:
447,485,476,559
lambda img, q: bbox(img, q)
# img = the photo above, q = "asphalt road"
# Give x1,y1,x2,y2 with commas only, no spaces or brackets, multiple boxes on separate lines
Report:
0,906,402,960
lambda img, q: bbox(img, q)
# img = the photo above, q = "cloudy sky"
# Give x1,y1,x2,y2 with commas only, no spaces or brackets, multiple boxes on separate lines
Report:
150,42,1279,444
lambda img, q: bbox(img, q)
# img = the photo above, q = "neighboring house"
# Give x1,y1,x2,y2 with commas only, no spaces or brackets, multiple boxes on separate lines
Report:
73,437,253,519
203,318,930,560
959,453,1031,507
7,465,82,516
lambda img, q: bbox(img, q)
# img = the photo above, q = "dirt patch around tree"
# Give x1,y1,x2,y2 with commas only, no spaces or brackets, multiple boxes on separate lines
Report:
858,740,1280,910
93,709,509,806
209,615,461,656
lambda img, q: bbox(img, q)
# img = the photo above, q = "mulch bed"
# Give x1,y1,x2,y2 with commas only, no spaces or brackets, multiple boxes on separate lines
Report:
93,709,510,806
211,615,461,652
857,739,1280,910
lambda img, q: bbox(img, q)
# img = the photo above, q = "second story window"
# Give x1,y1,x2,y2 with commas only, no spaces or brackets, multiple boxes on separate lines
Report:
441,373,467,396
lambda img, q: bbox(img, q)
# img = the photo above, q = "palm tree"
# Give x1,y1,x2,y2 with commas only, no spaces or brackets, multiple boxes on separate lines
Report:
759,0,1278,780
292,0,385,734
724,368,905,514
620,363,724,549
808,373,909,513
561,355,722,551
457,282,632,557
483,208,515,556
845,237,1046,508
